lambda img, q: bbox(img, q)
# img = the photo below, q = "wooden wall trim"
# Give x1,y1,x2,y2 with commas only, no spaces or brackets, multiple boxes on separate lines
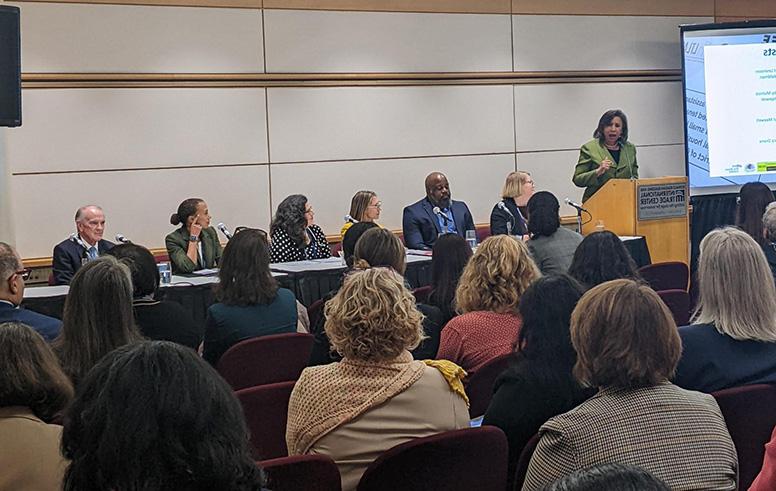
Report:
263,0,510,14
10,0,261,8
512,0,714,16
715,0,776,18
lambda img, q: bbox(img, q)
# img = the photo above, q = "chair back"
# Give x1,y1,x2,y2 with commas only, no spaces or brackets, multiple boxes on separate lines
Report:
512,432,541,491
357,426,508,491
306,299,326,332
656,289,691,327
713,384,776,490
260,454,341,491
217,333,313,390
638,261,690,291
465,353,512,418
237,381,296,460
411,285,433,303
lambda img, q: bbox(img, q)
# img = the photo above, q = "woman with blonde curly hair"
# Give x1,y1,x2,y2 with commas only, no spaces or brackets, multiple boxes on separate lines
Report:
286,268,469,490
437,235,540,375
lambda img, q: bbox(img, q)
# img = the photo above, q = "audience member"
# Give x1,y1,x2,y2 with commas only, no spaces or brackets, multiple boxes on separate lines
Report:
567,230,640,289
762,202,776,282
526,192,583,274
490,171,533,237
522,279,737,491
427,233,472,324
437,235,540,376
270,194,331,263
483,275,592,488
340,222,379,268
53,256,142,386
286,268,469,490
341,190,382,239
0,322,73,491
736,181,774,246
402,172,475,250
61,341,266,490
165,198,222,274
105,243,201,350
674,227,776,392
0,242,61,341
52,205,115,285
750,424,776,491
203,228,298,365
546,463,670,491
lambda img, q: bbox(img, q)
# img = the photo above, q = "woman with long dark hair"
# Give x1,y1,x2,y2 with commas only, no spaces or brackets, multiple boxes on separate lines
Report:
270,194,331,263
427,233,472,323
567,231,640,290
736,182,774,246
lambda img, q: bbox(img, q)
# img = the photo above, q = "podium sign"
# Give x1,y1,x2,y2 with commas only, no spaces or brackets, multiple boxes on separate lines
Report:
637,183,688,220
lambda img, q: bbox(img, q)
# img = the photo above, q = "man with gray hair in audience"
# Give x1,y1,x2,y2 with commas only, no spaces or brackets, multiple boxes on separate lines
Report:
0,242,62,340
762,202,776,283
52,205,115,285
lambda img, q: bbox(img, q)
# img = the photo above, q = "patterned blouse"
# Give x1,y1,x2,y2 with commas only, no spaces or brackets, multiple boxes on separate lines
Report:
270,224,331,263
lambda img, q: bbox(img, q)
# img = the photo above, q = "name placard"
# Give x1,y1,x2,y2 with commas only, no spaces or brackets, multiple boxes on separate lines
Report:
637,183,687,220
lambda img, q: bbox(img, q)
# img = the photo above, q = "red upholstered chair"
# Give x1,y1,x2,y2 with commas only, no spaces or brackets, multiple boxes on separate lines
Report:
512,432,541,491
475,224,491,244
637,261,690,292
465,352,512,418
237,381,296,460
330,241,343,256
411,285,433,303
260,454,342,491
712,384,776,490
306,299,326,332
357,426,508,491
657,289,692,327
216,333,313,390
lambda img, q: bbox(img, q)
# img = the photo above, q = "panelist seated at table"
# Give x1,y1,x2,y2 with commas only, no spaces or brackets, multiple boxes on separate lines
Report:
52,205,115,286
0,242,62,341
270,194,331,263
490,171,533,237
402,172,475,250
165,198,222,275
341,190,383,240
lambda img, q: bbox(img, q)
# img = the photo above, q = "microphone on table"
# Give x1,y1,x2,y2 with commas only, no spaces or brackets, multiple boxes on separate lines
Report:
432,206,450,225
217,222,233,241
497,201,514,217
344,215,358,224
115,234,131,244
564,198,588,213
69,233,89,250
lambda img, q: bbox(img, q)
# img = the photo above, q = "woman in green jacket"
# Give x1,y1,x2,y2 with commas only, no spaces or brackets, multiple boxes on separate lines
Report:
165,198,222,274
573,109,638,202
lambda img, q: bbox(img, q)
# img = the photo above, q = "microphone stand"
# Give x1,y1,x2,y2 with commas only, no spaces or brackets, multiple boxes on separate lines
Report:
576,208,583,234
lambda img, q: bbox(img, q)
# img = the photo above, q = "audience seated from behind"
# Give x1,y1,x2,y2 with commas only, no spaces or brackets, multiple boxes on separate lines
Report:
286,268,469,491
489,171,534,237
525,192,583,275
736,181,775,246
105,243,202,350
0,242,62,341
427,233,472,325
270,194,331,263
165,198,222,274
0,322,73,491
674,227,776,393
203,228,298,365
522,279,737,491
51,205,115,285
53,256,142,387
567,230,640,290
61,341,266,490
762,202,776,283
751,425,776,491
341,190,382,239
546,463,670,491
436,235,540,376
483,275,593,488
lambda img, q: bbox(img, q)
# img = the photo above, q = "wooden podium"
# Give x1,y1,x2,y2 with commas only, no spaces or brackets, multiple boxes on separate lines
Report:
580,177,689,265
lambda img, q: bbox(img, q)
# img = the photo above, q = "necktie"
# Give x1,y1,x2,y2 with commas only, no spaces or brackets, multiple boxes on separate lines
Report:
88,246,98,260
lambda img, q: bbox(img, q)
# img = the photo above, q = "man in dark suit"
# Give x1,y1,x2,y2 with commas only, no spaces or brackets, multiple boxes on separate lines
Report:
0,242,62,341
402,172,475,250
52,205,115,285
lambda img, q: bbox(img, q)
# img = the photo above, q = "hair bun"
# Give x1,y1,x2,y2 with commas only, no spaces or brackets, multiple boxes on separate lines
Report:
353,259,371,270
170,213,181,226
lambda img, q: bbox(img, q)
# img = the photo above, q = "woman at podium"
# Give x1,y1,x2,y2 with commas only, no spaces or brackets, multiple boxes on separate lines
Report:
572,109,638,202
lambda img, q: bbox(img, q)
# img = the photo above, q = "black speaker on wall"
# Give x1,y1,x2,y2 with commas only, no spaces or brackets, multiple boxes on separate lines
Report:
0,5,21,128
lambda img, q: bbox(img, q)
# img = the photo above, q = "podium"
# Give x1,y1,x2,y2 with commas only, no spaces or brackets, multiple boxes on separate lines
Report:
580,177,689,265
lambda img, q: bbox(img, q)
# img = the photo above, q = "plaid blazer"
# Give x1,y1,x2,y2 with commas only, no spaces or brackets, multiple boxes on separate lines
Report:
522,382,737,491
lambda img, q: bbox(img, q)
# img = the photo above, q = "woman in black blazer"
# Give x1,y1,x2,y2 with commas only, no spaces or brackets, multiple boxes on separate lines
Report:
490,171,534,237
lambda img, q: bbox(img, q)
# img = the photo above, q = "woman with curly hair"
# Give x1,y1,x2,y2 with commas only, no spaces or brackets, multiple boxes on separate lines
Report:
286,268,469,490
567,230,641,290
61,341,266,490
437,235,540,376
270,194,331,263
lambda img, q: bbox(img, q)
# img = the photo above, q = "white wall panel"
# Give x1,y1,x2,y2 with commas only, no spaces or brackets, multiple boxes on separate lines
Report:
12,165,271,257
13,2,263,73
637,143,686,178
269,154,515,235
8,88,268,173
514,81,683,152
268,85,515,163
513,15,712,72
265,9,512,73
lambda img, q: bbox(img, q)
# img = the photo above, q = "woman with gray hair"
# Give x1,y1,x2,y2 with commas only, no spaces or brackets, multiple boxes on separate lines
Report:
674,226,776,392
762,202,776,282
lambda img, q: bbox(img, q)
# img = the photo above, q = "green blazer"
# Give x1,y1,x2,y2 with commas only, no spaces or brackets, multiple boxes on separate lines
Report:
573,139,638,202
165,226,222,274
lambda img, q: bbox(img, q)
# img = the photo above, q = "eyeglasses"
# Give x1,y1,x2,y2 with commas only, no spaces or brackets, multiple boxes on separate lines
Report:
368,202,382,209
9,268,31,281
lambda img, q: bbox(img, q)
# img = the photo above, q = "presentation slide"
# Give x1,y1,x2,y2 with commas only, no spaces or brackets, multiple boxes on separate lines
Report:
681,22,776,194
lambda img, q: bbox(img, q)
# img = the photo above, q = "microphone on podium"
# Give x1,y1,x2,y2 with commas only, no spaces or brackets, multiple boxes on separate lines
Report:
217,223,233,241
564,198,588,213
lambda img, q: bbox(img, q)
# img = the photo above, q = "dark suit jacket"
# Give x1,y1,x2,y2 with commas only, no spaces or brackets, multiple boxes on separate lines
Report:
52,237,115,285
165,226,222,274
0,301,62,341
402,198,475,250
